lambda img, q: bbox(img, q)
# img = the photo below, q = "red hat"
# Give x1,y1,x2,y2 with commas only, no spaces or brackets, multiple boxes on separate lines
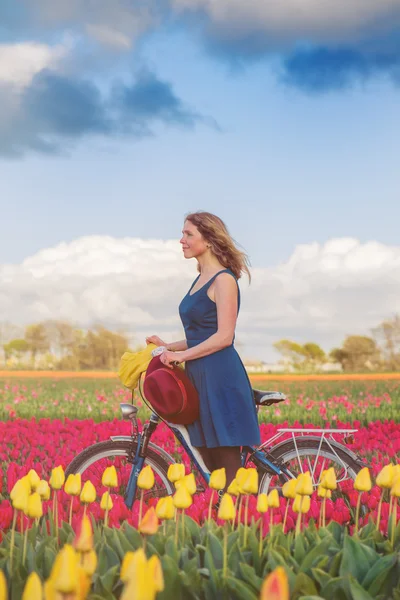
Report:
143,355,200,425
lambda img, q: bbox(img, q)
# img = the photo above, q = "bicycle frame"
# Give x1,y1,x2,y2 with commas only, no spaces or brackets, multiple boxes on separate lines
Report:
118,375,360,510
117,409,293,510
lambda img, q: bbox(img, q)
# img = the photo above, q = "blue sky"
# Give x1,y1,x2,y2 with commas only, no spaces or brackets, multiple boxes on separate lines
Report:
1,1,400,361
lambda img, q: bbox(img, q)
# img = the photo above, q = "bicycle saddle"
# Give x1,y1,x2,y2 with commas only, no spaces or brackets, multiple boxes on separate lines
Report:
253,389,287,406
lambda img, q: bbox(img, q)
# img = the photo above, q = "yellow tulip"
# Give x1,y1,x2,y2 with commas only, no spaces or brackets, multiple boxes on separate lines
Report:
80,549,98,577
80,481,96,505
49,466,65,490
53,544,79,594
10,478,30,501
101,466,118,489
27,493,43,519
354,467,372,492
241,468,259,495
120,549,146,583
376,464,395,489
120,560,151,600
318,486,332,498
217,493,236,521
256,493,268,513
138,507,159,536
293,494,311,514
173,485,193,509
390,477,400,498
155,497,175,520
137,465,155,490
74,515,93,553
22,572,42,600
65,474,82,497
260,566,289,600
0,570,7,600
209,468,226,491
227,478,240,496
235,467,248,492
282,479,297,499
147,555,164,592
167,463,185,483
320,467,337,490
36,480,50,501
267,489,280,509
100,492,113,511
12,490,28,513
295,472,313,496
27,470,40,491
175,473,196,496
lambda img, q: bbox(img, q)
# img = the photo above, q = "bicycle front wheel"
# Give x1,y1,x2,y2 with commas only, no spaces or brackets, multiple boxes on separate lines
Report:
65,439,175,504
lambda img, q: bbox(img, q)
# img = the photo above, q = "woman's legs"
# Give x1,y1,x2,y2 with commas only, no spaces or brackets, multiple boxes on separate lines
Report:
209,446,242,489
197,447,216,473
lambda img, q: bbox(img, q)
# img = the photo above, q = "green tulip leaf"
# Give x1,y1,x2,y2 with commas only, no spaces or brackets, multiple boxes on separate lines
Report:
225,575,258,600
339,535,379,582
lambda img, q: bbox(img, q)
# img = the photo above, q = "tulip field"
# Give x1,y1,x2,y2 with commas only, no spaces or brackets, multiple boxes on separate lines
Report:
0,374,399,599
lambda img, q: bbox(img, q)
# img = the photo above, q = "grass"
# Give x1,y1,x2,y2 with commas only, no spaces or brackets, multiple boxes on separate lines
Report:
0,376,399,426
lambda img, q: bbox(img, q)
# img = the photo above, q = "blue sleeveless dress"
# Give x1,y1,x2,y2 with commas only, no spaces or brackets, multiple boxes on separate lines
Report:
179,268,261,449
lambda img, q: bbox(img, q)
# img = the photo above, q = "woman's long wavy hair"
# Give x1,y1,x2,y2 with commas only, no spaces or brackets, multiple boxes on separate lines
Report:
184,211,251,282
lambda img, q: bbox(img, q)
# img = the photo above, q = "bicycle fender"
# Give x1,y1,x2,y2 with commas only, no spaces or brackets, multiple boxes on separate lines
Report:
269,435,364,466
109,436,177,466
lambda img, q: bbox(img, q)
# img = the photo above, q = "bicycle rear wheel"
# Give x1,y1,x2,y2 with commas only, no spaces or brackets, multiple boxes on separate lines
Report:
253,437,363,504
65,439,175,504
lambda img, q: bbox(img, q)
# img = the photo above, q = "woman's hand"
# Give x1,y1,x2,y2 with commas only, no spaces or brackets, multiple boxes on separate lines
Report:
160,350,183,369
145,335,166,347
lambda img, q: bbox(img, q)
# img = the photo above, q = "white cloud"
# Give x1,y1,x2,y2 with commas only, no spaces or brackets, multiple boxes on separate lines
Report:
1,236,400,361
0,41,68,86
85,25,133,50
171,0,399,46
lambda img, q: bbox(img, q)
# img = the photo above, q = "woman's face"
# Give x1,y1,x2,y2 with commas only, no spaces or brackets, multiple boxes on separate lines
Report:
180,220,208,259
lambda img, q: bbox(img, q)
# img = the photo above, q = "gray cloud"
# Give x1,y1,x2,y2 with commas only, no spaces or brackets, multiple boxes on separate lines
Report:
0,66,203,157
2,0,400,86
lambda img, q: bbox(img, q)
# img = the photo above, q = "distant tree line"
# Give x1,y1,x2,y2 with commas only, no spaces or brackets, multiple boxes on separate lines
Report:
0,321,133,370
273,314,400,372
0,314,399,372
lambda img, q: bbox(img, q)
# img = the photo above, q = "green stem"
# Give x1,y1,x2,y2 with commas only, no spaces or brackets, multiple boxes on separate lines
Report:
223,523,228,578
295,497,303,538
376,491,383,532
175,509,180,545
243,496,249,548
69,496,73,526
208,491,214,524
283,501,289,534
391,497,397,547
259,517,263,557
104,490,110,528
138,489,144,527
269,509,273,537
10,509,17,572
323,496,327,528
355,493,361,536
181,509,185,546
22,525,28,566
237,496,243,527
55,491,59,546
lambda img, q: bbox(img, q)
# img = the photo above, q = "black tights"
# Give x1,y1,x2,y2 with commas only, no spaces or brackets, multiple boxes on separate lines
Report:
198,446,242,490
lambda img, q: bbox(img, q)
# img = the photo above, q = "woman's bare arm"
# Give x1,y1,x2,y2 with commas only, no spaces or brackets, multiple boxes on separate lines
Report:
166,339,188,351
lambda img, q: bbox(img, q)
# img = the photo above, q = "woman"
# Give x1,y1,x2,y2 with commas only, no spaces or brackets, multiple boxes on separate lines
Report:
146,211,260,487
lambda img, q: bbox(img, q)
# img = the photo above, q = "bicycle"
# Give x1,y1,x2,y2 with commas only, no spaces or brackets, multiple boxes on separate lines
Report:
66,376,366,512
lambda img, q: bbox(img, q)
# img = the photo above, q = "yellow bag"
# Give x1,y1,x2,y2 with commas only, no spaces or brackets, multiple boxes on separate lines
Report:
118,343,157,390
